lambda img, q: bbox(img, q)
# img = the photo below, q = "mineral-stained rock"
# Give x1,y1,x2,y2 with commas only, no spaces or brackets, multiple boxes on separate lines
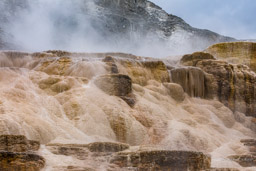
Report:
103,56,119,74
175,51,256,117
181,52,216,66
46,142,213,171
206,169,240,171
111,150,211,171
47,142,129,157
171,67,207,98
87,142,129,152
94,74,132,96
0,135,45,171
196,60,256,116
229,155,256,167
241,139,256,147
94,74,136,107
163,83,185,102
0,152,45,171
50,166,96,171
228,139,256,167
118,60,170,86
0,135,40,152
205,42,256,72
46,144,90,160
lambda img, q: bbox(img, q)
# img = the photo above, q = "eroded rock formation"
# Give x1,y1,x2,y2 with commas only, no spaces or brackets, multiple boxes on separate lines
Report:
0,50,255,170
172,51,256,117
0,135,45,171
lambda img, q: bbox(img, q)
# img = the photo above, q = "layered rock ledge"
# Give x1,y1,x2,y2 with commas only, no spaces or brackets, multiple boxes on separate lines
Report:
0,135,45,171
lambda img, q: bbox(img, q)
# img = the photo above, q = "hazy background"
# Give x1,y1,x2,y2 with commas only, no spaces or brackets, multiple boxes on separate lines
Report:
151,0,256,39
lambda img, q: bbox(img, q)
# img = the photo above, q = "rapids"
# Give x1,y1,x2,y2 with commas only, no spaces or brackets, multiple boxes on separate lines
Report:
0,51,256,170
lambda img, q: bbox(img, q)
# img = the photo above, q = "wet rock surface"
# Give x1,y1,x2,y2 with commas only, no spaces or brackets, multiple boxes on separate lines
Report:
0,135,45,171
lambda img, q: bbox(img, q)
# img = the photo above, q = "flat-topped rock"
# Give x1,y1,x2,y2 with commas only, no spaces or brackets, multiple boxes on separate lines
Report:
241,139,256,146
87,142,129,152
205,42,256,72
0,152,45,171
119,59,170,86
46,142,130,160
229,155,256,167
207,169,240,171
181,52,215,66
0,135,40,152
111,150,211,170
50,166,96,171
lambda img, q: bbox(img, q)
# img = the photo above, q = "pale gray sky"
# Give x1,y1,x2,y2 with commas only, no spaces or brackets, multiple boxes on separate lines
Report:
150,0,256,39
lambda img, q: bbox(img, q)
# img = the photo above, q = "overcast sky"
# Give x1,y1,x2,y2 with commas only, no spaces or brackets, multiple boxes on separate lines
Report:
150,0,256,39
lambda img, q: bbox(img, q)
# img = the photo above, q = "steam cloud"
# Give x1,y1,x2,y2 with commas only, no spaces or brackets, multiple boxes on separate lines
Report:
1,0,217,57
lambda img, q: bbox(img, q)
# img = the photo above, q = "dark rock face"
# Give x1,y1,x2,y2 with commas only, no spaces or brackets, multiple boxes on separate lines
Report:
0,0,234,53
0,135,45,171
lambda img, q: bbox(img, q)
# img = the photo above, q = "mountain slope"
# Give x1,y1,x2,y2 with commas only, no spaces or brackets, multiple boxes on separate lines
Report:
0,0,235,56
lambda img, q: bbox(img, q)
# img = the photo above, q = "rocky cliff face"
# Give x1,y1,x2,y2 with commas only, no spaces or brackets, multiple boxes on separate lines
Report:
0,0,234,55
